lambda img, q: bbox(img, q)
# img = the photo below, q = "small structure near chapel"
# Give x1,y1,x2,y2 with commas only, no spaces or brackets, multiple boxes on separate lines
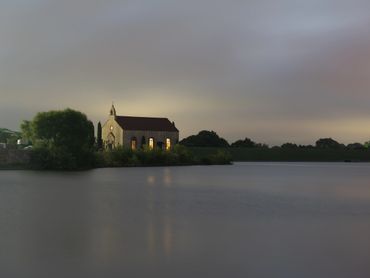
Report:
101,104,179,150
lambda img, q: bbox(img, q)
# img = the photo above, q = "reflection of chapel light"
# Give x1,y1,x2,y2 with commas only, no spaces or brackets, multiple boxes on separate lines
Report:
147,175,155,185
163,215,173,257
163,168,172,186
147,219,156,257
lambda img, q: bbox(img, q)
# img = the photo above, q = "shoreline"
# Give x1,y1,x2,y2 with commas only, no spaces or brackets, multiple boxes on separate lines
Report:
2,160,370,172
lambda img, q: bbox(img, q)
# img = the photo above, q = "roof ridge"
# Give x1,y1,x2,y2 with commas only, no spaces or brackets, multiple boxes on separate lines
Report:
114,115,178,132
116,115,168,119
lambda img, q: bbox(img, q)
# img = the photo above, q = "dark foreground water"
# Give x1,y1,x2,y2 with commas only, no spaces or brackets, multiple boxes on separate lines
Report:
1,163,370,278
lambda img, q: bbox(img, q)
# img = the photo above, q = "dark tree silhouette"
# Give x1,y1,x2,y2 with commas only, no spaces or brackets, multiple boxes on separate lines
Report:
347,143,365,150
97,122,103,149
231,138,256,148
315,138,344,149
281,143,298,149
180,130,229,147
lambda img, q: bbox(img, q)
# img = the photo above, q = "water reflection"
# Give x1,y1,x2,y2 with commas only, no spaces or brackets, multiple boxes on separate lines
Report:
146,168,174,259
163,168,172,187
1,163,370,278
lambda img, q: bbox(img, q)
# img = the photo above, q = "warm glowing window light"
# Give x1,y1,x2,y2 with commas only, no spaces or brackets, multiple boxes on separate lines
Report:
131,138,137,150
149,138,154,150
166,138,171,150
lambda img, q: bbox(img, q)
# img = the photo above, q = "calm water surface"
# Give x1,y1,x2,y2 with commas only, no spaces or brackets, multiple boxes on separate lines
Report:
1,162,370,278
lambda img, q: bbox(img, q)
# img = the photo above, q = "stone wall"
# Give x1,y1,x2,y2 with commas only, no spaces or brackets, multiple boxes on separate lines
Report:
102,116,124,149
123,130,179,150
0,149,30,166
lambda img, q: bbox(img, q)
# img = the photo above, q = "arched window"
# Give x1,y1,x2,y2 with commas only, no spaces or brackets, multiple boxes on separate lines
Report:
166,138,171,150
149,138,154,150
131,137,137,150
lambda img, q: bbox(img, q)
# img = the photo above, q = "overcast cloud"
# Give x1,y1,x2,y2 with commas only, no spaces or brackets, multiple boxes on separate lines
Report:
1,0,370,144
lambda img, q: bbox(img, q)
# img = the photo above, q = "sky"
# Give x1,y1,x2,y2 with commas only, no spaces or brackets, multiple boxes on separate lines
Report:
1,0,370,145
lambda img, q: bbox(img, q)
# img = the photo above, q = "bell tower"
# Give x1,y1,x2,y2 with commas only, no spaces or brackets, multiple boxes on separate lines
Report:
110,103,117,118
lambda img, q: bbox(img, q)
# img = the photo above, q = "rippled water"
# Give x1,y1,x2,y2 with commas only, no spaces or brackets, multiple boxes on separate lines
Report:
1,163,370,278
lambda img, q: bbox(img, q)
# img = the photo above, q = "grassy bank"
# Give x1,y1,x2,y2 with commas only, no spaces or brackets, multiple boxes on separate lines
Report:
189,147,370,162
0,164,28,170
15,145,231,171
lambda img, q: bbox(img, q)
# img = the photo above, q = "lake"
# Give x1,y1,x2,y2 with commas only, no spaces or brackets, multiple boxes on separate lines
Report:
1,162,370,278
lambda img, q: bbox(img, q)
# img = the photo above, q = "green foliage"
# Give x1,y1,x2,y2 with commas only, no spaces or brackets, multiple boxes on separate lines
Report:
281,143,299,149
180,130,229,147
24,109,95,170
0,128,21,145
315,138,344,149
29,145,95,170
200,150,232,165
20,121,33,143
97,122,103,149
231,138,256,148
96,145,229,168
363,141,370,149
347,143,365,150
189,147,370,162
32,109,95,152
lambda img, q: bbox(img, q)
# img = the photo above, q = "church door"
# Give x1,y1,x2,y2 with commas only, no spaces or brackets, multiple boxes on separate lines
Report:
107,132,115,149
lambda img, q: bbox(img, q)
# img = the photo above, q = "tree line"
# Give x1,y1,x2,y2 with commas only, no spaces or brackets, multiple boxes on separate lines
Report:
180,130,370,150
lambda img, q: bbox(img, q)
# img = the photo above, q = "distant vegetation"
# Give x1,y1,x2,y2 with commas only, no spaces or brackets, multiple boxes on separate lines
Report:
0,128,21,146
181,131,370,162
95,145,232,168
181,131,370,151
180,130,229,147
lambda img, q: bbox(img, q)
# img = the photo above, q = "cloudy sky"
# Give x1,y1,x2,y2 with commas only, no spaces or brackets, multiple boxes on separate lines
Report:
1,0,370,144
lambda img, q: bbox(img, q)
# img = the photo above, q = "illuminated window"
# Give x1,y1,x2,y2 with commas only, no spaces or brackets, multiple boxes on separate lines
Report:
149,138,154,150
166,138,171,150
131,138,137,150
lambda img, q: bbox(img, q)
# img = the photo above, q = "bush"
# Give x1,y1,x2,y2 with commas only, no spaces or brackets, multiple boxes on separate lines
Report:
29,145,95,170
208,150,232,165
95,144,228,168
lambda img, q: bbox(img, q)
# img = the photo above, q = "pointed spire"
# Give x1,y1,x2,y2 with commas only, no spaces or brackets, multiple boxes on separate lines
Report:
110,103,116,117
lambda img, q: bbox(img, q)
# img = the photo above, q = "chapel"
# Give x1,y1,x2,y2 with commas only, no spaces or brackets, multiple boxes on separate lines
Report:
101,104,179,150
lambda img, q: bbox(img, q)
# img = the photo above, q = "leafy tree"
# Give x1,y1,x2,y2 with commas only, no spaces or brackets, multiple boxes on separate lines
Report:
31,109,94,151
255,143,269,149
347,143,365,150
180,130,229,147
20,120,33,143
25,109,95,169
281,143,298,149
315,138,344,149
231,138,256,148
364,141,370,149
298,145,315,149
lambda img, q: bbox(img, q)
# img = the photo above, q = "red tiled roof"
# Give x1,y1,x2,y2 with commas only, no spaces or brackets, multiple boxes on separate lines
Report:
115,116,179,132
